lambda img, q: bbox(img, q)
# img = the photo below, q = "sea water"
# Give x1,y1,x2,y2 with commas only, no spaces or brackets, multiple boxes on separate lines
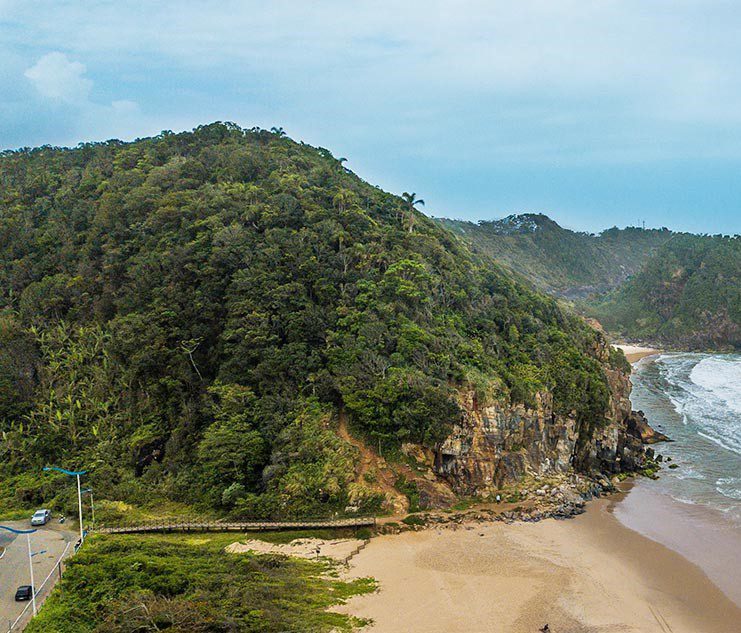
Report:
629,353,741,524
612,353,741,604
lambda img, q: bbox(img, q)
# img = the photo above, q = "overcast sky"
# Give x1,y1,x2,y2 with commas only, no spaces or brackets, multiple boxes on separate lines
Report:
1,1,740,233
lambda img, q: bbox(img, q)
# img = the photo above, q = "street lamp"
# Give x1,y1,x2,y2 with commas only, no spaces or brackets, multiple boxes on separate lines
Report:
0,526,39,616
81,488,95,528
43,466,88,542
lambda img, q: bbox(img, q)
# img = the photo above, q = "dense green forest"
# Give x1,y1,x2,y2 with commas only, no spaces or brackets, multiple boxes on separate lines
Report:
0,123,620,519
590,234,740,349
437,214,673,299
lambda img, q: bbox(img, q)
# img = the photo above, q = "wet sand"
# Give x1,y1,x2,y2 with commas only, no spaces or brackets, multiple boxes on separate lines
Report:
338,495,740,632
614,479,741,608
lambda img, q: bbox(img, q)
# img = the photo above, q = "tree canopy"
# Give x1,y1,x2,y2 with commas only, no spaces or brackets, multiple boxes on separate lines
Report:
0,123,618,517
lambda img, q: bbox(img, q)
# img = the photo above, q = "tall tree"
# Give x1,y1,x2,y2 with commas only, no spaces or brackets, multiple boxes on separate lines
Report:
401,191,424,233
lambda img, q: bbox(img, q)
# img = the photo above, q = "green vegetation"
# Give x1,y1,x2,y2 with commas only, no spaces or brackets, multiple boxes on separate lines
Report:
438,215,739,349
639,456,661,479
401,514,426,526
0,123,617,519
393,474,421,513
589,234,740,349
437,214,673,299
26,532,375,633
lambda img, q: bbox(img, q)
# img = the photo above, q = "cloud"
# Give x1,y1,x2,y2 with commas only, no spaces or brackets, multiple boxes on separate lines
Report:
2,1,740,232
24,52,93,102
111,100,140,116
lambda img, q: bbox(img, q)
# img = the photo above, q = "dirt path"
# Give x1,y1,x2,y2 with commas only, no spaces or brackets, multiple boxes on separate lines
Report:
337,410,409,515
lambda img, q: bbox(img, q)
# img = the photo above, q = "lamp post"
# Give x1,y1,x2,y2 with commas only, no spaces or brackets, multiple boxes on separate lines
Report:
0,526,38,616
43,466,88,542
81,488,95,528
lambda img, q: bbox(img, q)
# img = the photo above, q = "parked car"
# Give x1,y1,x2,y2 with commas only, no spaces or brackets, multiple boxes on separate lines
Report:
30,509,51,526
15,585,33,601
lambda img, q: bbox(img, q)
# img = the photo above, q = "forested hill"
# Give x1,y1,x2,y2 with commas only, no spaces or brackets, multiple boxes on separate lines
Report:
437,214,673,299
0,123,619,519
590,234,740,350
439,214,739,350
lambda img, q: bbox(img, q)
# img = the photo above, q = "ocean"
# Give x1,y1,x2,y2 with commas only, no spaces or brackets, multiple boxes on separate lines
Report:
613,352,741,605
629,353,741,524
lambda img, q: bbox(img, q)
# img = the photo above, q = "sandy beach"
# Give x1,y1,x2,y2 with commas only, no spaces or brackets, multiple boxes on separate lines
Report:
337,494,740,633
613,344,661,363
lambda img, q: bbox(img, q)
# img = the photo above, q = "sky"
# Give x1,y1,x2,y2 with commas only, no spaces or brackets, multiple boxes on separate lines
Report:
1,0,740,234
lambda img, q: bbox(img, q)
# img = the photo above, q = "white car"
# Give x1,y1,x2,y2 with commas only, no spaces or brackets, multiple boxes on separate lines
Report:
30,509,51,526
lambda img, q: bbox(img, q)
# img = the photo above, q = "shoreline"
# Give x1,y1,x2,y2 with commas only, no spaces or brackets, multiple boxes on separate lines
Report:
613,479,741,607
613,343,662,363
618,351,741,607
337,491,740,632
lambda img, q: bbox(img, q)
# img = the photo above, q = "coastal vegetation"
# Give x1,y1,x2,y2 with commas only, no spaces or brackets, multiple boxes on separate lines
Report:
437,214,672,299
0,123,617,520
25,531,374,632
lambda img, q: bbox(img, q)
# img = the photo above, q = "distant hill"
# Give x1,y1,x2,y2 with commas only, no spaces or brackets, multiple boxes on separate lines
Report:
590,234,740,349
437,214,673,299
438,214,739,349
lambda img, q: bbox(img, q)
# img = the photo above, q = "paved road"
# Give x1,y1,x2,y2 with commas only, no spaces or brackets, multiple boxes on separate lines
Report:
0,519,75,630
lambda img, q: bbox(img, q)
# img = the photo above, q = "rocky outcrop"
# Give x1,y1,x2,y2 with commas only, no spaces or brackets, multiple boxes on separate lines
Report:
433,342,661,497
627,409,671,444
435,391,578,495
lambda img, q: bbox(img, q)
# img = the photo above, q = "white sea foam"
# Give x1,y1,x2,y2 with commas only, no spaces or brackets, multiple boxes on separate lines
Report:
633,354,741,526
660,354,741,457
673,467,706,481
690,357,741,415
716,477,741,500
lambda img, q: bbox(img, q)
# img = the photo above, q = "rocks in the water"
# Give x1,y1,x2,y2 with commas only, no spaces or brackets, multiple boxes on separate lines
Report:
668,463,679,469
627,410,671,444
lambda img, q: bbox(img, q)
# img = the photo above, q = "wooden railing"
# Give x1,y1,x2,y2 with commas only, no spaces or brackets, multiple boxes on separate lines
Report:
342,538,370,565
92,516,376,535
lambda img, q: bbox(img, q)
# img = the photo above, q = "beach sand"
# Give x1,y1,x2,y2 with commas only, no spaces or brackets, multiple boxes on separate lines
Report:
226,536,363,561
613,344,661,363
337,495,740,632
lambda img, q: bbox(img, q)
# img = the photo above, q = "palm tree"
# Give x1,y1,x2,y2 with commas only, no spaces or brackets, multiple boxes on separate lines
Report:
402,192,424,209
401,192,424,233
270,126,287,138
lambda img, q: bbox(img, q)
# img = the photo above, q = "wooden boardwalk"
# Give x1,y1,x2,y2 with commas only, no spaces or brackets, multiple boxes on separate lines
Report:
93,517,376,535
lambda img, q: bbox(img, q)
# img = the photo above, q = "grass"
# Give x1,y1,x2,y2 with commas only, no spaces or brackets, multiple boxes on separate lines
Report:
93,498,215,525
450,497,476,512
26,530,376,633
0,506,35,521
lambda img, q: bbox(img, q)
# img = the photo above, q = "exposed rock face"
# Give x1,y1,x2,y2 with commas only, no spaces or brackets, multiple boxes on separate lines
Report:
434,344,658,496
435,391,578,494
627,409,671,444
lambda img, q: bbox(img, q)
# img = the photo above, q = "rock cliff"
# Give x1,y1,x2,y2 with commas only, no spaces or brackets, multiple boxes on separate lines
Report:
432,346,654,497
